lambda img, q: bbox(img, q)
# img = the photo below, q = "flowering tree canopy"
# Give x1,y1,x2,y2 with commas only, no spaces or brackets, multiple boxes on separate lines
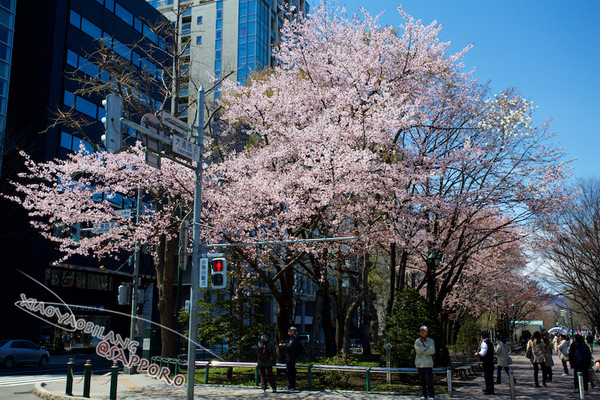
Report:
8,3,575,354
208,2,573,331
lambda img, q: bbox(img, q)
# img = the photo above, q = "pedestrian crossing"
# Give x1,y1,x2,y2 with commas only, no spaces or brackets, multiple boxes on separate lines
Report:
0,374,65,387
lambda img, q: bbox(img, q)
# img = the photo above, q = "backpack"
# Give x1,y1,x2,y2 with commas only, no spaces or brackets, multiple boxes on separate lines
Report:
257,343,270,361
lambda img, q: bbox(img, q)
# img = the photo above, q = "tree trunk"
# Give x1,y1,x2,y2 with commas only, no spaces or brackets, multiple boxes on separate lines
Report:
368,294,379,344
342,295,364,355
274,267,295,361
397,249,408,291
425,258,436,309
360,296,372,356
309,276,328,360
154,234,178,357
322,292,337,357
386,243,396,317
334,271,344,351
342,254,369,354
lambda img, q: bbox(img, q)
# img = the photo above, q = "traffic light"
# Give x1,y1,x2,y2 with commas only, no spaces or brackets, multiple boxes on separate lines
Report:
209,258,227,289
101,94,123,154
69,223,81,242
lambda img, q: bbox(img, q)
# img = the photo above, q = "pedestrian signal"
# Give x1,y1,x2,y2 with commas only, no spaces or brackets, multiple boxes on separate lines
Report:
209,258,227,289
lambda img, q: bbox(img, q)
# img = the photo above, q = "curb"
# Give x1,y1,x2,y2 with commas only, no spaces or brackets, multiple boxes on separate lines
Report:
33,383,101,400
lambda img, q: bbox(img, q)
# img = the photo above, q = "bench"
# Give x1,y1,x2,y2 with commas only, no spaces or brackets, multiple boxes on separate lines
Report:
449,354,471,379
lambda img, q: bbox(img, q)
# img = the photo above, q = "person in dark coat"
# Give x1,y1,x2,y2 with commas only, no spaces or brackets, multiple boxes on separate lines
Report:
257,332,277,393
476,330,495,395
279,326,300,390
569,334,592,394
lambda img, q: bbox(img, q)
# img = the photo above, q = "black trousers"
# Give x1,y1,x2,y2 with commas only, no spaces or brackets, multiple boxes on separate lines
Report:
417,367,434,398
285,361,297,389
483,362,495,392
258,366,276,390
533,362,547,385
544,363,553,381
573,367,589,391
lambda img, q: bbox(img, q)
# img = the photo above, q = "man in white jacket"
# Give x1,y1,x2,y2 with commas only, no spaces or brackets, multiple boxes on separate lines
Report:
414,326,436,400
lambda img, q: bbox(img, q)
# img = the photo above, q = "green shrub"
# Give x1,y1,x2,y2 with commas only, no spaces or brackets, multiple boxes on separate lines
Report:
384,289,448,367
453,321,481,352
316,353,358,389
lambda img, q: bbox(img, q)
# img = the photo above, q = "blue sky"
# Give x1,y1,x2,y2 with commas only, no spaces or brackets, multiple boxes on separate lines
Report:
335,1,599,182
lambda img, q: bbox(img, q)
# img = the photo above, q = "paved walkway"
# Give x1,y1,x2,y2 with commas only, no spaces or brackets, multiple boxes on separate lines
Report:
34,353,598,400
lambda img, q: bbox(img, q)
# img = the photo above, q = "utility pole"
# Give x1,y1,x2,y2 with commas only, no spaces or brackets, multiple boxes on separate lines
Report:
186,87,205,400
127,188,142,374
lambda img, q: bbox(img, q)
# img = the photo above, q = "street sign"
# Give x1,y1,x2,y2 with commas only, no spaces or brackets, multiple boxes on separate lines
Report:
383,342,393,350
145,150,161,169
141,113,163,169
114,209,132,218
173,136,201,163
161,111,192,135
92,221,114,234
199,257,208,288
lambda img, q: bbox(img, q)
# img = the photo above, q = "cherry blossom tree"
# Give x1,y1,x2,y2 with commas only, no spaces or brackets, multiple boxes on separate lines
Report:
207,2,573,350
7,144,194,356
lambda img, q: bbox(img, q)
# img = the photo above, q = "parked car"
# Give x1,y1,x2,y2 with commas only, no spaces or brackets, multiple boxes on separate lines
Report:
0,340,50,368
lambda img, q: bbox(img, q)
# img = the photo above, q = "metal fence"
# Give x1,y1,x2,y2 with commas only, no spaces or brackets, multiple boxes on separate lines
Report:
150,357,453,394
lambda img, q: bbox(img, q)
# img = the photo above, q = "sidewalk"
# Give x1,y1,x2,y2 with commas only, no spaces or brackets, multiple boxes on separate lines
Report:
34,353,597,400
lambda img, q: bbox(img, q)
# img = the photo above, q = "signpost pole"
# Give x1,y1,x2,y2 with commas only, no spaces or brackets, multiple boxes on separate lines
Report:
384,342,392,384
186,87,205,400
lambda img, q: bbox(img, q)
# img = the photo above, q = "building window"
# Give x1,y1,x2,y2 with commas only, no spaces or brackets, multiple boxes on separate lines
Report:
196,36,202,45
197,15,203,24
115,3,134,26
182,22,191,36
60,131,93,153
0,0,12,10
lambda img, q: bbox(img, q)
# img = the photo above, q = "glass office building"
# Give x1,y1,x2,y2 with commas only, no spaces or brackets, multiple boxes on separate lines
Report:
0,0,168,344
0,0,15,178
148,0,309,119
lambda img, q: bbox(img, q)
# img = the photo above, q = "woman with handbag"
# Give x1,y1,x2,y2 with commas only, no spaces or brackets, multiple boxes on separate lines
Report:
527,331,547,387
541,332,554,382
495,335,514,384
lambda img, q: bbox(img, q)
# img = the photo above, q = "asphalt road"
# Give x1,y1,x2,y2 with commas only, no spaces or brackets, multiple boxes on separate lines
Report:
0,352,114,399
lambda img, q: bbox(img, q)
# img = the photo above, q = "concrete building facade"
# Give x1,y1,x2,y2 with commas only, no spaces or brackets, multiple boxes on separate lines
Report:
147,0,309,122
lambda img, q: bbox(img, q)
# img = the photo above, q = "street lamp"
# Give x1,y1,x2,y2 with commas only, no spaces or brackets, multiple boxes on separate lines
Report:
510,304,516,343
493,292,500,341
570,312,574,335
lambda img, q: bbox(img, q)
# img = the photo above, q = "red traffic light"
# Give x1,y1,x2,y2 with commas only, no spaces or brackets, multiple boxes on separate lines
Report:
212,260,224,272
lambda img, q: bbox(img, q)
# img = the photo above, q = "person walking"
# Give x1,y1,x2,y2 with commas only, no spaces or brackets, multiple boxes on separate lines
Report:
569,334,592,394
527,331,547,387
557,334,570,375
414,326,435,400
279,326,300,390
476,331,495,395
541,332,554,383
495,335,513,384
586,333,595,353
256,331,277,393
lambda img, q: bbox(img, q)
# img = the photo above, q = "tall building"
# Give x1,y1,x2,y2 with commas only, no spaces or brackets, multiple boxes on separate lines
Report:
0,0,16,179
0,0,168,347
147,0,309,121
